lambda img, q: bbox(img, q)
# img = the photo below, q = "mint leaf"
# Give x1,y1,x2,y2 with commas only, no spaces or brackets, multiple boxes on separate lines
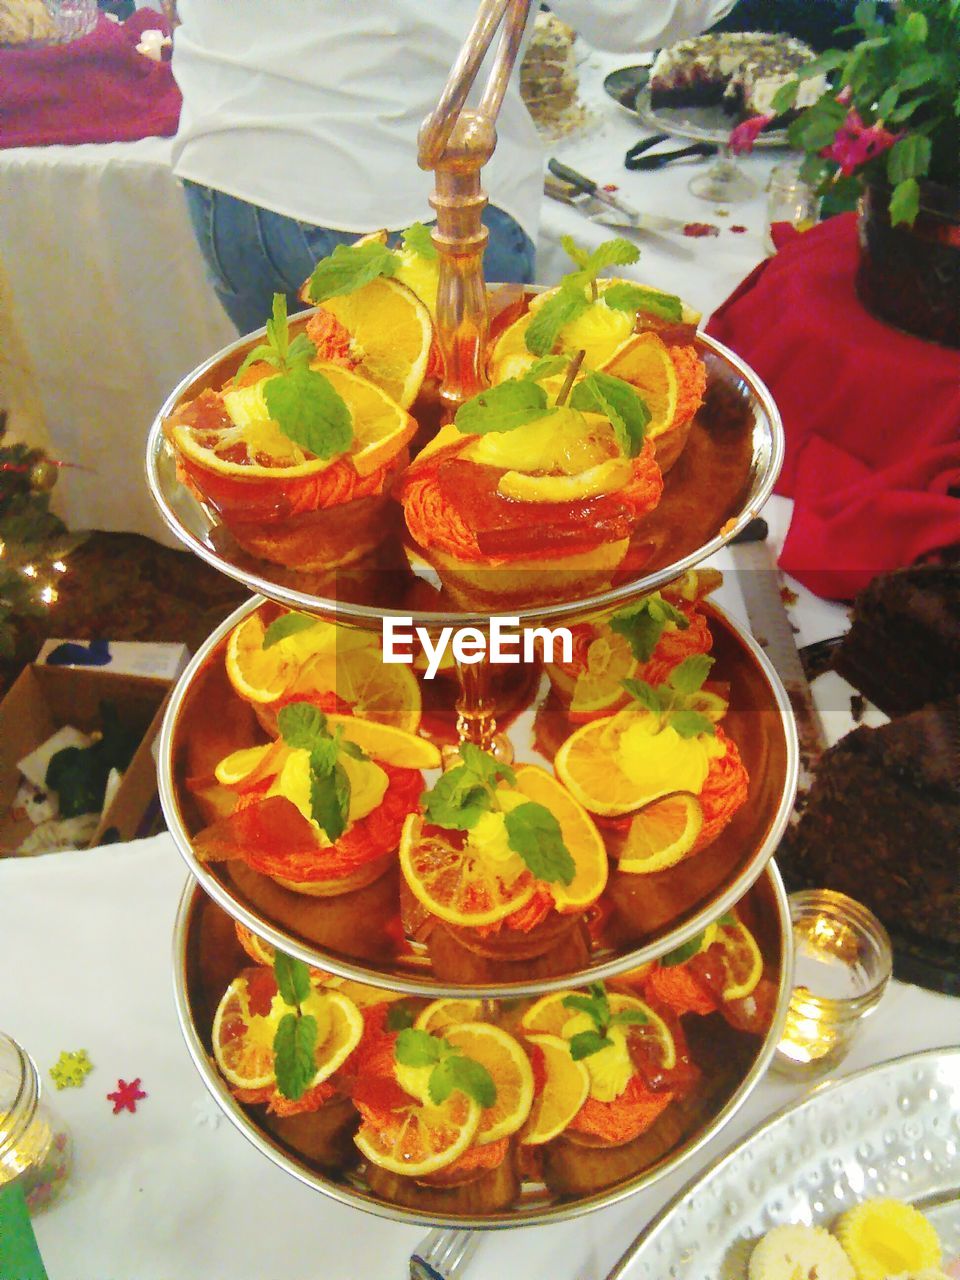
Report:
525,288,590,357
402,222,437,260
718,911,736,926
236,342,282,379
561,235,592,269
277,702,327,750
454,379,554,435
504,802,575,885
310,731,341,777
610,1008,649,1027
273,951,312,1007
265,293,289,362
459,743,516,788
274,1011,318,1100
395,1028,443,1068
888,177,920,227
339,739,369,762
661,932,706,967
609,595,689,663
569,1030,613,1061
421,766,492,831
523,355,569,382
586,238,640,273
622,678,664,717
264,366,353,460
770,79,800,116
311,760,350,840
886,134,932,185
602,283,683,322
669,709,716,739
307,240,398,303
562,982,609,1033
668,655,715,696
287,332,316,369
442,1055,497,1109
263,612,319,649
386,1003,416,1031
569,371,649,458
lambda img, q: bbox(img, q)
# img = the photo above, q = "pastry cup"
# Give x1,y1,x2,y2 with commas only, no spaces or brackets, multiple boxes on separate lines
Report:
365,1143,520,1215
426,911,592,984
262,1095,361,1171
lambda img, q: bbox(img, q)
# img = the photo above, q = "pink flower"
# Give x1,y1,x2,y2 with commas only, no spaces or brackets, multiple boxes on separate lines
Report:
820,109,901,176
728,114,775,155
836,86,853,106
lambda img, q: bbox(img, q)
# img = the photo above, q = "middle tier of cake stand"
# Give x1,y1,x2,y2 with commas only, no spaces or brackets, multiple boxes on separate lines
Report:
158,592,798,998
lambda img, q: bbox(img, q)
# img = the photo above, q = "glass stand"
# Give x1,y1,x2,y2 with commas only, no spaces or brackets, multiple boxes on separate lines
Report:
688,148,758,203
446,652,515,765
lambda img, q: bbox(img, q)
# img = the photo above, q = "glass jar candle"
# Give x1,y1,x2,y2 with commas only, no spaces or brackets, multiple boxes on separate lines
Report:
773,890,893,1079
0,1035,71,1214
765,160,822,254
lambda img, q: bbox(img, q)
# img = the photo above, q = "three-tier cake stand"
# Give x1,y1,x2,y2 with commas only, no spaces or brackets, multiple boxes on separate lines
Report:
146,0,799,1237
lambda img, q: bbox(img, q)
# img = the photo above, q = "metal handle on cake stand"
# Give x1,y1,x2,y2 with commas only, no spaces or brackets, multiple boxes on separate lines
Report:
419,0,532,761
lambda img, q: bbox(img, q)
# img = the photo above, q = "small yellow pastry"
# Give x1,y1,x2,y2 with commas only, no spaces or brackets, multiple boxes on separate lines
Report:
748,1224,856,1280
834,1199,942,1280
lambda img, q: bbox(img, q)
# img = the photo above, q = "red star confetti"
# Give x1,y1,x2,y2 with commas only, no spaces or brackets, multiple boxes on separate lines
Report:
683,222,720,238
730,225,748,234
107,1078,147,1114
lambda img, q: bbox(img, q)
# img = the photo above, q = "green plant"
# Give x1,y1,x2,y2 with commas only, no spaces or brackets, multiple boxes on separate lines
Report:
773,0,960,225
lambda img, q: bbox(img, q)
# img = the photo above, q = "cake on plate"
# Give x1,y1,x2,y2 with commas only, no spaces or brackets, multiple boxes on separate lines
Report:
832,566,960,717
649,31,826,124
782,695,960,953
519,10,588,139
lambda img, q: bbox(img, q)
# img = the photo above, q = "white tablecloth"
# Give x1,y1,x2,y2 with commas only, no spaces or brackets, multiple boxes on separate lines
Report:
0,47,781,545
0,137,235,546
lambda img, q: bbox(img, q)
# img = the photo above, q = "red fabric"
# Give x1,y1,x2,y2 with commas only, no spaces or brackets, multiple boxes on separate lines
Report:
707,213,960,600
0,11,181,149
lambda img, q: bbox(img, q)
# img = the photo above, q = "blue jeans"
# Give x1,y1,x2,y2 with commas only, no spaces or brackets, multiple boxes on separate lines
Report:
181,180,536,336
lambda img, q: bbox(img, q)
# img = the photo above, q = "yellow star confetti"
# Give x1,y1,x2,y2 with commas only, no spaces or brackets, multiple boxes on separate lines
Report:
50,1049,93,1089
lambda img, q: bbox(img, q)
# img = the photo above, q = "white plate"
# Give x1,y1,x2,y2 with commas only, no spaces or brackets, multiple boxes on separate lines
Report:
607,1048,960,1279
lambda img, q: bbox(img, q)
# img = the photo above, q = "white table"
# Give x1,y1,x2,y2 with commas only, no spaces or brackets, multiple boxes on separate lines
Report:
0,46,781,545
2,506,956,1279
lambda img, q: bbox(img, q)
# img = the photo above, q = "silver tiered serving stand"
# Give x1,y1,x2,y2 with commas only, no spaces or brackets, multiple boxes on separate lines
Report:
148,0,800,1267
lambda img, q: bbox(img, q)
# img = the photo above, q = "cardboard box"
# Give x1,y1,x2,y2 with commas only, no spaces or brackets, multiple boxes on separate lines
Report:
36,638,189,683
0,663,170,855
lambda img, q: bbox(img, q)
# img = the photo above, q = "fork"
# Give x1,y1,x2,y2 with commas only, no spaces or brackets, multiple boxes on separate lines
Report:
409,1229,480,1280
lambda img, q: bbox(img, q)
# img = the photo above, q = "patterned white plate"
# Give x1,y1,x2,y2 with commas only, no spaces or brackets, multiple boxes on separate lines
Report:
607,1049,960,1279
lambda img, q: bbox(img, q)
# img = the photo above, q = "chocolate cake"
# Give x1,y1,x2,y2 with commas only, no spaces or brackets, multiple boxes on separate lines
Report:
781,696,960,958
832,566,960,717
649,32,825,124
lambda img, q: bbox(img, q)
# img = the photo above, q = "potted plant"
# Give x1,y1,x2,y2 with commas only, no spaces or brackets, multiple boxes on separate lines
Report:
741,0,960,346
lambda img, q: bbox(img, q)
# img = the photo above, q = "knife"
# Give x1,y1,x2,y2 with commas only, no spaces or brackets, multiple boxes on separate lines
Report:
546,158,687,235
728,532,828,796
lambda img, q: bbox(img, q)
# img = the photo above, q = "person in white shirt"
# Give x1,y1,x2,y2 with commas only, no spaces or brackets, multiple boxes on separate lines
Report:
171,0,735,334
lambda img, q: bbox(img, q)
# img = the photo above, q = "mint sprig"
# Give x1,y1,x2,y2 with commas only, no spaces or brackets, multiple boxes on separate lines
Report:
525,285,590,358
307,240,398,303
661,912,735,967
524,236,641,359
272,950,318,1101
235,293,354,461
263,612,320,649
394,1028,497,1108
621,655,717,738
561,982,648,1061
608,594,690,663
420,745,574,885
453,379,555,436
601,283,683,323
569,370,650,458
401,221,438,260
277,701,369,840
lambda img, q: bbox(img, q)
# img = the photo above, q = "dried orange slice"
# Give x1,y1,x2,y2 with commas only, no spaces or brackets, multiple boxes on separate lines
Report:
300,988,365,1083
520,990,676,1071
312,277,432,409
289,645,422,732
226,613,298,703
442,1022,534,1144
616,793,704,875
212,969,287,1090
512,764,608,911
521,1033,590,1145
234,921,277,967
554,717,655,816
170,362,416,481
398,813,536,928
323,715,441,770
355,1090,481,1177
560,631,638,722
599,332,679,438
714,917,763,1002
415,998,485,1034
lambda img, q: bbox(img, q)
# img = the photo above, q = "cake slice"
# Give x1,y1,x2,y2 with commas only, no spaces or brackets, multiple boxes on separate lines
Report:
832,566,960,717
781,696,960,954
